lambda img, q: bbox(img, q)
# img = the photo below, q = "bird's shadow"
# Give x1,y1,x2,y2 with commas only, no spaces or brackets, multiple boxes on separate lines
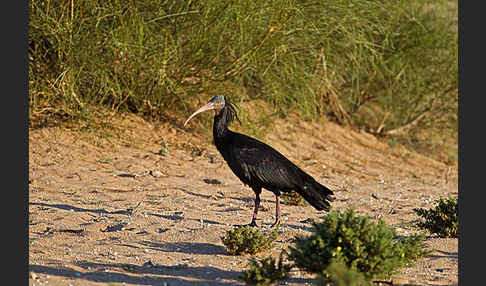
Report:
139,240,228,256
29,262,240,285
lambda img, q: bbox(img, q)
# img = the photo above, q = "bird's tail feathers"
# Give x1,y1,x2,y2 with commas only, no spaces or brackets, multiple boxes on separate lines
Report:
295,173,335,211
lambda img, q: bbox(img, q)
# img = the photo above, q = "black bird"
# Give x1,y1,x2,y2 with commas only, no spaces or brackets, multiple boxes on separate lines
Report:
184,95,334,226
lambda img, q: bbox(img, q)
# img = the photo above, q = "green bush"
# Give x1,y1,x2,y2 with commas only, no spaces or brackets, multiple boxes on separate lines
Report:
221,225,278,256
288,208,429,281
239,252,292,286
414,196,458,238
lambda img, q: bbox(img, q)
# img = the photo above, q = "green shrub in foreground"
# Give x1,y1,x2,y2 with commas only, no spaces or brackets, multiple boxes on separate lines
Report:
414,196,458,238
288,208,429,281
221,225,278,256
239,252,292,286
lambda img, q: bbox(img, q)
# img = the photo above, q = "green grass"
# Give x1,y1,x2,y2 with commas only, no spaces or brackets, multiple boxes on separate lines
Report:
29,0,457,160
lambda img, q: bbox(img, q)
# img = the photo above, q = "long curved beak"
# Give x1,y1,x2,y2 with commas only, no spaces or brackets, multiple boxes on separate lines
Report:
184,102,214,127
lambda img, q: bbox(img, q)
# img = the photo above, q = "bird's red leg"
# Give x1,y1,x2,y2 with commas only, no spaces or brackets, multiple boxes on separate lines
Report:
249,192,261,227
272,195,281,227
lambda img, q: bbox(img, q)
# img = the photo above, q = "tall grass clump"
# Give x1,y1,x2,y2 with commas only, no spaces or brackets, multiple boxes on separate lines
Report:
30,0,457,156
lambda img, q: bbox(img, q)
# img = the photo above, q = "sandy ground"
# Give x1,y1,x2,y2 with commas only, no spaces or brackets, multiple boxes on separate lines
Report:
29,114,458,286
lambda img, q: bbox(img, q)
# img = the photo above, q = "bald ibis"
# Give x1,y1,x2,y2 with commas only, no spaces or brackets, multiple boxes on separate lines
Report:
184,95,334,226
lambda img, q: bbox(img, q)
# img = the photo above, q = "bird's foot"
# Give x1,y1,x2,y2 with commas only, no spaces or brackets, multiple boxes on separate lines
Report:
271,219,281,228
247,220,258,227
